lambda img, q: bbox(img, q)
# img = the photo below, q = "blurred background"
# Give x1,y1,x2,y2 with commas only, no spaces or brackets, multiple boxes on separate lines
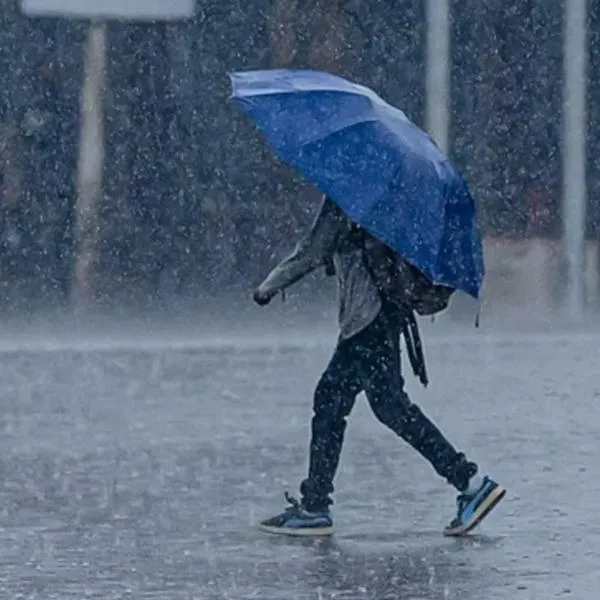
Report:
0,0,598,320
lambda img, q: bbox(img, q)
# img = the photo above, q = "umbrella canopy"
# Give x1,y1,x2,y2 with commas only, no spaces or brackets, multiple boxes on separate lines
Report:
230,68,484,298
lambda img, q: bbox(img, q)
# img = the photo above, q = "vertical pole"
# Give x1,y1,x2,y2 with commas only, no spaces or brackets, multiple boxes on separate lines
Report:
425,0,450,154
563,0,587,318
73,21,107,309
427,0,470,320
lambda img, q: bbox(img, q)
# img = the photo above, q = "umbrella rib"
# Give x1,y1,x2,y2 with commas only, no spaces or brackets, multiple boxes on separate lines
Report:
294,114,379,148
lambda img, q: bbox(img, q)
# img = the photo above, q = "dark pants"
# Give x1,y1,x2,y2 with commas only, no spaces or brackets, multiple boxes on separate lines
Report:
300,308,477,512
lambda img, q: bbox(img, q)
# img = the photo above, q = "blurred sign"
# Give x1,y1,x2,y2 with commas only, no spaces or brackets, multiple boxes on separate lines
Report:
21,0,195,20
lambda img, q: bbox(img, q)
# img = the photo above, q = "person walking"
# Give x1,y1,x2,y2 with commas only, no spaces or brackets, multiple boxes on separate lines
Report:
253,195,505,537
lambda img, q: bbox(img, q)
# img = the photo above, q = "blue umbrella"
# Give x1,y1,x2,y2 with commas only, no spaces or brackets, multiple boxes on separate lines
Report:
229,68,484,298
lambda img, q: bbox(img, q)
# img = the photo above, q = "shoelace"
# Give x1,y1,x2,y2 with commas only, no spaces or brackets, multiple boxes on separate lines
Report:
284,491,302,512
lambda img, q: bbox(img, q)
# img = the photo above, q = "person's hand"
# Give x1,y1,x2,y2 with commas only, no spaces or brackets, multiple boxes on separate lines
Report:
253,287,274,306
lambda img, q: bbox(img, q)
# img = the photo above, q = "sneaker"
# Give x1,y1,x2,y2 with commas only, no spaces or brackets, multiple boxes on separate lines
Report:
258,492,333,537
443,476,505,536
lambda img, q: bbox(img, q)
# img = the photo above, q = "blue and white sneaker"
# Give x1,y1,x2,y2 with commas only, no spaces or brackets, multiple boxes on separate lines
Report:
259,492,333,537
444,476,505,536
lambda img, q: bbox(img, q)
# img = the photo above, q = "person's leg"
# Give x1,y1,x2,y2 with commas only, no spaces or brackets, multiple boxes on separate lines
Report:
259,337,362,535
357,314,474,488
300,341,362,511
361,314,504,535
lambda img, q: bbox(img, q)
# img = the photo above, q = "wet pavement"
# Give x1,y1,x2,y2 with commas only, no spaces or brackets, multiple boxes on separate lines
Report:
0,325,598,599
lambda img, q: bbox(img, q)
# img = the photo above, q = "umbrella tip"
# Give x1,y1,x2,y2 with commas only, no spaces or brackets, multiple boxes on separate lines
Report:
227,72,239,99
474,297,482,328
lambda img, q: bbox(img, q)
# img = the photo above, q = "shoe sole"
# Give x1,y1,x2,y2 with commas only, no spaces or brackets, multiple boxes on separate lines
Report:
443,485,506,537
258,523,334,537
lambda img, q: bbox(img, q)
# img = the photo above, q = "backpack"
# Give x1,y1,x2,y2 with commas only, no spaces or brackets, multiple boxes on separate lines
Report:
359,232,455,317
333,225,455,388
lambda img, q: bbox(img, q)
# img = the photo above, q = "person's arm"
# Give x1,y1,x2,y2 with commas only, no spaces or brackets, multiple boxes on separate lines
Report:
254,196,348,303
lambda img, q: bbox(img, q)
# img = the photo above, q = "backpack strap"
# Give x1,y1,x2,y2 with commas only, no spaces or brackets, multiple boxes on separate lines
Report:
402,312,429,387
